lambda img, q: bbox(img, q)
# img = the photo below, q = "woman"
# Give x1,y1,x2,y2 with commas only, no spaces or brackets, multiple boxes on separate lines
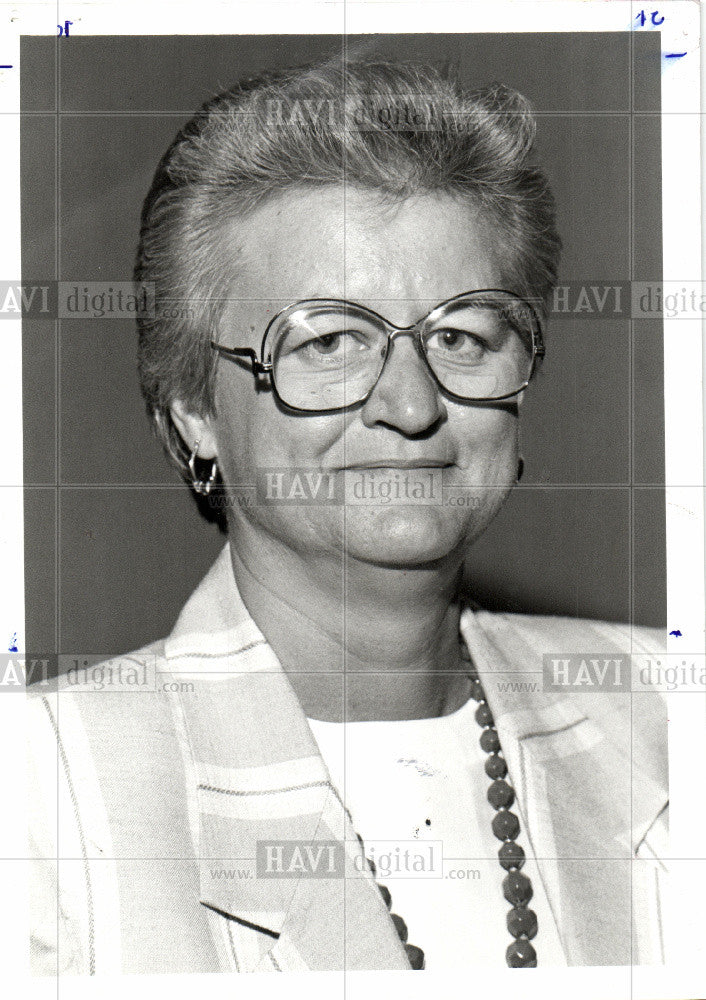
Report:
28,57,667,975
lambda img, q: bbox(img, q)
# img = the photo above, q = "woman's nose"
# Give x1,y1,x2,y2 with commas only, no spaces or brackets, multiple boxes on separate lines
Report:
360,336,447,434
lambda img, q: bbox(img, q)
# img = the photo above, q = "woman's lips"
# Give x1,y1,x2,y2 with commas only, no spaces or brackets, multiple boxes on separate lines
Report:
338,460,454,470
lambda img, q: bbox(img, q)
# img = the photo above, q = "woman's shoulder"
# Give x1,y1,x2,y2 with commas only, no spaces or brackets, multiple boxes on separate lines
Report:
26,638,176,792
466,605,666,656
461,606,668,774
27,635,192,857
27,638,168,700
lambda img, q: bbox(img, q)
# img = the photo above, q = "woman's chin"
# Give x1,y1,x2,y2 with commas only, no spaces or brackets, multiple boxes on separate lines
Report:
339,504,475,567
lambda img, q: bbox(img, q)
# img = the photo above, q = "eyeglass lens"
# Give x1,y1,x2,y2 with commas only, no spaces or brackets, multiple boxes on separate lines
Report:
268,292,537,410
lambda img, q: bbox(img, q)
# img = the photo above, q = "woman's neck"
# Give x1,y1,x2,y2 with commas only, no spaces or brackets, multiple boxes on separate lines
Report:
228,525,470,723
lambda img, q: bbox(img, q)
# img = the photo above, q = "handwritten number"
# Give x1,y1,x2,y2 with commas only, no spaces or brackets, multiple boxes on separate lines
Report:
635,11,665,27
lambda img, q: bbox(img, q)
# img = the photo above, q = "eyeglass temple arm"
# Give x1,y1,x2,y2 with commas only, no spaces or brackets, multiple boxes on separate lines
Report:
210,341,273,375
530,323,545,359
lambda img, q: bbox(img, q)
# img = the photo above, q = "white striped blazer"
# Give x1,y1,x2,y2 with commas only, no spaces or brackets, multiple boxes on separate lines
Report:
27,543,668,974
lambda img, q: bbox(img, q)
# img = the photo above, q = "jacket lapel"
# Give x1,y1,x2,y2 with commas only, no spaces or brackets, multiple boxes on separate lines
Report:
461,607,668,965
162,545,410,971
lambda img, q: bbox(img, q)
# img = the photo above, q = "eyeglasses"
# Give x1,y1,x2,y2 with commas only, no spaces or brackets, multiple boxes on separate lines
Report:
210,288,544,413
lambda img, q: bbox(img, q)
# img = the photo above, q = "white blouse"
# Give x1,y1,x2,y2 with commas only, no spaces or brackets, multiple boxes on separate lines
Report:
307,692,567,969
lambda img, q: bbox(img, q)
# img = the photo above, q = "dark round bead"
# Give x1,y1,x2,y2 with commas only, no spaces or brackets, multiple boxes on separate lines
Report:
503,870,534,906
498,841,526,870
491,809,520,841
378,884,392,909
485,753,507,780
487,779,515,810
404,943,425,970
506,938,537,968
475,702,494,728
479,728,500,753
470,679,485,702
507,906,538,939
391,913,408,942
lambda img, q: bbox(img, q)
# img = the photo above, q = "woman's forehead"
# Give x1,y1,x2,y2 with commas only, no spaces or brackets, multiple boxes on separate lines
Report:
219,186,503,314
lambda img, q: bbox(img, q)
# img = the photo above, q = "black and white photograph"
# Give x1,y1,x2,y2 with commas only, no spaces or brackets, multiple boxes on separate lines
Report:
2,3,704,998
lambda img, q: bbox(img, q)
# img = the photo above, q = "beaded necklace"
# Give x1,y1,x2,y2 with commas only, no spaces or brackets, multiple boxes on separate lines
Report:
354,635,538,971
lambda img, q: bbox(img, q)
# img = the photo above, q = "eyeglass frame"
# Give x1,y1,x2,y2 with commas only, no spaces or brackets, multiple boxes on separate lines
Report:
209,287,545,414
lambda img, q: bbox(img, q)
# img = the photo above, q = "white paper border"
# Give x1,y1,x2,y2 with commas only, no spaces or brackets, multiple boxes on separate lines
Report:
1,3,703,998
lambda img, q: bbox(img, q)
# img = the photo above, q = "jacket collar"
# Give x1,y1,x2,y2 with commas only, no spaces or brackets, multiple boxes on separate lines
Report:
460,606,668,965
163,545,410,971
163,544,667,969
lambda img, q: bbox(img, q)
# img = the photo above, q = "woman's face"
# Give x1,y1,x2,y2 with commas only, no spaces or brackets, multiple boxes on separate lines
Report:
196,186,522,568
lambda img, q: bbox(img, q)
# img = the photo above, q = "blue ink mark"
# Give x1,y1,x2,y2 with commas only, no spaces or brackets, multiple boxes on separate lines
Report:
57,20,73,36
669,629,683,637
665,53,687,59
635,10,664,28
8,633,17,652
0,65,12,69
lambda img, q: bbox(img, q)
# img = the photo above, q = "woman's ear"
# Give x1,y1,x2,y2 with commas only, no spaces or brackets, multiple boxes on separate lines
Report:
170,400,218,459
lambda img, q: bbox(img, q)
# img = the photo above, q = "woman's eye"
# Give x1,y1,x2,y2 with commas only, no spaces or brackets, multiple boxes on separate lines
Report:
307,332,344,355
427,329,486,356
297,330,370,359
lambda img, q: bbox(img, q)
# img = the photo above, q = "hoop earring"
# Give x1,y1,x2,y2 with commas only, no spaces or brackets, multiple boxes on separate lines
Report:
188,441,218,496
516,457,524,483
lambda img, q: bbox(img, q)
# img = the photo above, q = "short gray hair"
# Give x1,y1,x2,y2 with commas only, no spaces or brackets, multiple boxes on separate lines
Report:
135,57,561,481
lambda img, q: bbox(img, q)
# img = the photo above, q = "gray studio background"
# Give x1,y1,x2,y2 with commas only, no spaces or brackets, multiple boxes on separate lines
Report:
21,33,666,656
